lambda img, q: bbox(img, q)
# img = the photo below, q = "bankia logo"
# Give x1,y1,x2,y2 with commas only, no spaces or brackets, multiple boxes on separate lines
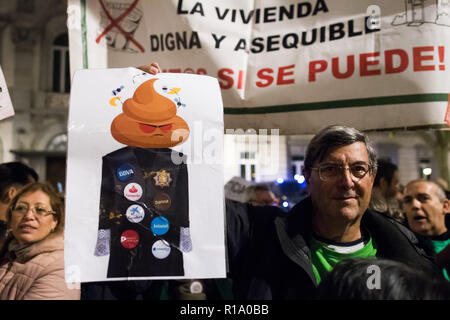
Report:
151,216,170,235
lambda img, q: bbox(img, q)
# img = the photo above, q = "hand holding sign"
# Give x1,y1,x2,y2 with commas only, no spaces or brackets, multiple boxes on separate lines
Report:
137,62,162,75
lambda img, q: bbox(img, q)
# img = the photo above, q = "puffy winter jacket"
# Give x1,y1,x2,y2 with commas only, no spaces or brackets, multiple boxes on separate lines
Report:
0,232,80,300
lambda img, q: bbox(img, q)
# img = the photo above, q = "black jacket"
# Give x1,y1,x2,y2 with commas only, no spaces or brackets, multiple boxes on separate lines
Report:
98,146,189,278
226,196,442,300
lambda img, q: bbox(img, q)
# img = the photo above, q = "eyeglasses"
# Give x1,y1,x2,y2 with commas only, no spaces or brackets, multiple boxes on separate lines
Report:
311,163,375,182
11,203,56,218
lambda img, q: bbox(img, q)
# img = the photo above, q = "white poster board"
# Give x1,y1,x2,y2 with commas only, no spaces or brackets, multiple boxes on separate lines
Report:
0,65,14,121
65,68,226,282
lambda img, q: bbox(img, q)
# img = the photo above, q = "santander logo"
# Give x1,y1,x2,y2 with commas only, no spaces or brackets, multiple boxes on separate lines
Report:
124,183,143,201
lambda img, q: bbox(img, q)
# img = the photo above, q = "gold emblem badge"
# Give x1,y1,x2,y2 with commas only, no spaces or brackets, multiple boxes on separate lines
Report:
109,212,123,220
152,169,172,188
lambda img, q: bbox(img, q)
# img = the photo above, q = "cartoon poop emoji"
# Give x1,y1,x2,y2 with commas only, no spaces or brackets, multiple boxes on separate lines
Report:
111,78,190,148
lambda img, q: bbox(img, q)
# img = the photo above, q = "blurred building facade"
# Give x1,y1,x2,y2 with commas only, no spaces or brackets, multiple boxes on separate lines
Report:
224,130,448,187
0,0,448,193
0,0,68,190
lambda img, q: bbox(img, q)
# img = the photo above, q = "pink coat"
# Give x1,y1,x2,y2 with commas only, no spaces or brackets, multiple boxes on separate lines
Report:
0,233,80,300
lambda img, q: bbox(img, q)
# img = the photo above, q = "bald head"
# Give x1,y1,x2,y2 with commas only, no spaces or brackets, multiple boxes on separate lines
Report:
403,180,449,237
406,180,447,201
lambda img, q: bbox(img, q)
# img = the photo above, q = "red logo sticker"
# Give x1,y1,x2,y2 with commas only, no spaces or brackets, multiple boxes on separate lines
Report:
120,230,139,249
124,183,143,201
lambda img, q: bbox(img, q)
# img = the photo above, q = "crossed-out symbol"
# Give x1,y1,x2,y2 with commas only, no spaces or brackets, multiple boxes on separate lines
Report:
96,0,145,53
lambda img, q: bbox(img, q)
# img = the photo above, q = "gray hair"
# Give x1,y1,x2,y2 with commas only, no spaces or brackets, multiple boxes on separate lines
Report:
303,125,377,179
406,180,448,202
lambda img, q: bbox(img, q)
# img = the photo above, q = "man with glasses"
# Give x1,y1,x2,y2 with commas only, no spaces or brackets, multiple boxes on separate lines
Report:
403,180,450,280
227,125,442,299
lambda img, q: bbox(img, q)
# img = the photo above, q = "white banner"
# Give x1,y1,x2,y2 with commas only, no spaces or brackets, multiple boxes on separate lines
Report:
67,0,450,133
0,65,14,121
65,69,226,282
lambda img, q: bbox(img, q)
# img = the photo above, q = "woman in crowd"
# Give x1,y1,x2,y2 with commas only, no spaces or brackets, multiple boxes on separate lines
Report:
0,182,79,299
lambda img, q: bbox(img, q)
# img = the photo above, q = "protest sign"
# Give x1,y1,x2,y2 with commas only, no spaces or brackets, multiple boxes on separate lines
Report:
65,68,226,281
67,0,450,133
0,65,14,121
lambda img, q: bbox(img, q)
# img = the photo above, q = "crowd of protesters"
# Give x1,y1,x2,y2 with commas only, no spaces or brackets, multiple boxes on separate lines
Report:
0,64,449,300
1,124,449,300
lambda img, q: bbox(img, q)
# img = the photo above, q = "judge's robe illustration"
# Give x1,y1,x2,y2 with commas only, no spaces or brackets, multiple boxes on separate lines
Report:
94,78,191,278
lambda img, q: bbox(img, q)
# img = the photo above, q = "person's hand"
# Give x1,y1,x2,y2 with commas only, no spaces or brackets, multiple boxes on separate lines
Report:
138,62,161,75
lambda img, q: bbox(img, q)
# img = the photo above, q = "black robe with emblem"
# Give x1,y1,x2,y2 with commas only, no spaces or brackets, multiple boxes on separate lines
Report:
98,146,189,278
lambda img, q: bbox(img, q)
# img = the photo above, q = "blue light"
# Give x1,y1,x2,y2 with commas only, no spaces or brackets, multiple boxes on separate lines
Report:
282,201,289,208
277,177,284,184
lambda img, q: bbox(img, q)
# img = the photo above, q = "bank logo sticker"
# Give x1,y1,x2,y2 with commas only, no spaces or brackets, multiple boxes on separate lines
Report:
153,192,171,211
120,230,139,249
152,240,171,259
126,205,145,223
151,216,170,236
153,169,172,188
124,183,143,201
117,163,135,181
